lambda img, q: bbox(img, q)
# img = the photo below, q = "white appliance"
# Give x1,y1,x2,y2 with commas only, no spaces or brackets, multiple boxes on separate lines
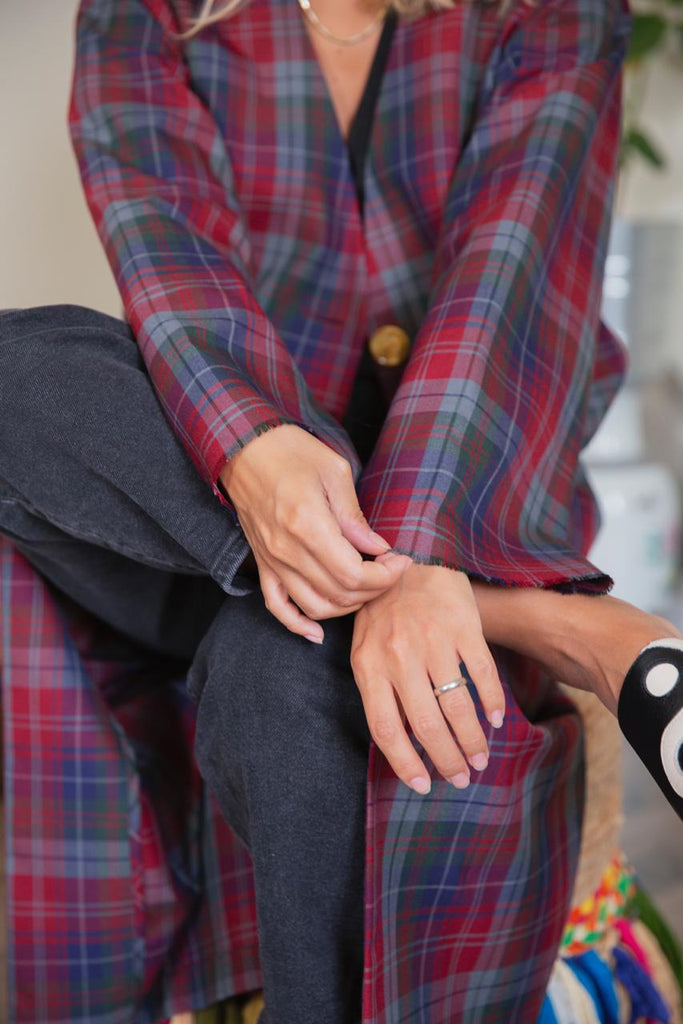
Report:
584,386,680,612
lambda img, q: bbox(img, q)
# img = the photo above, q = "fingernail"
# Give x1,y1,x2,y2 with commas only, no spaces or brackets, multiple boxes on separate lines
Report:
409,776,431,795
450,772,470,789
370,531,391,551
304,633,324,644
490,710,504,729
471,753,488,772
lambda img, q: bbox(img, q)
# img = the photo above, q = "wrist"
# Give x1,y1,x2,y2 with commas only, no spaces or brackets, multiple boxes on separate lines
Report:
470,581,551,651
472,582,681,715
217,423,296,495
218,452,243,499
470,583,604,696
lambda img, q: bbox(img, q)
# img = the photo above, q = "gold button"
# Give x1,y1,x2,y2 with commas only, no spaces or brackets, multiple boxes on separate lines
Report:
368,325,411,367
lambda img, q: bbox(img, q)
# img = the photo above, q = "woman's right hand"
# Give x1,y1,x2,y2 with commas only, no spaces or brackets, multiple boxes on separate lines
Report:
219,423,412,641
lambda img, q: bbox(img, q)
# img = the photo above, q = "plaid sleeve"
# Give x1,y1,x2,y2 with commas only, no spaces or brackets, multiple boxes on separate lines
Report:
356,0,631,592
67,0,361,519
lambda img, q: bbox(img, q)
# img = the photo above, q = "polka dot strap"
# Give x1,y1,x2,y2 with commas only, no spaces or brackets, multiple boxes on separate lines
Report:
618,638,683,821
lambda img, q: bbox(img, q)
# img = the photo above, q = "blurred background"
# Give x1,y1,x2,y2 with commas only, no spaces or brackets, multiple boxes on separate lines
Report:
1,0,683,997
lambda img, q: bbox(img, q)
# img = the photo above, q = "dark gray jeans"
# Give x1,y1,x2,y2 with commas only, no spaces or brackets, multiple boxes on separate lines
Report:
0,304,371,1024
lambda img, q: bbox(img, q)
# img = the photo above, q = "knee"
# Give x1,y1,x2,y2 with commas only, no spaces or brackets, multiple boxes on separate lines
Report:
0,305,135,445
0,303,126,342
0,305,132,379
188,590,369,771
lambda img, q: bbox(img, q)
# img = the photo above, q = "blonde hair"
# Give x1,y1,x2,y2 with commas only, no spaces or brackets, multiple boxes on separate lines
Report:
178,0,524,40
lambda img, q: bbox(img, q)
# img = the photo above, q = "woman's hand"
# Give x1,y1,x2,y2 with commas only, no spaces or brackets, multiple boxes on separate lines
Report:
350,560,506,794
219,424,412,641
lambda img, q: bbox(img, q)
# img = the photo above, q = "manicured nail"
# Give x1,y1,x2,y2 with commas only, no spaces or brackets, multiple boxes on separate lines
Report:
304,633,324,644
409,776,431,795
490,710,504,729
471,753,488,772
450,772,470,789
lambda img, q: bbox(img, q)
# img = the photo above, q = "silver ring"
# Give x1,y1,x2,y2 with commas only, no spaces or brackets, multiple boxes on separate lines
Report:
433,677,467,698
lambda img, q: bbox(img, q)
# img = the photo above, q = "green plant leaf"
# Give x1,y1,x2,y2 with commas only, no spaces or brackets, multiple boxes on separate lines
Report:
627,14,667,61
622,128,667,170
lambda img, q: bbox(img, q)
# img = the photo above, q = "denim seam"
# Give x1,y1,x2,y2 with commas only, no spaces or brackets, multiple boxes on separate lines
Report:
0,322,133,344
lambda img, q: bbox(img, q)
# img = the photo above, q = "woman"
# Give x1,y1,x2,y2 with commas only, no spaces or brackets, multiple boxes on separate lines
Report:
1,0,681,1021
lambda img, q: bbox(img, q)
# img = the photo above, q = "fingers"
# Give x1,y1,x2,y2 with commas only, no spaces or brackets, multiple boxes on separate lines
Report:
253,541,409,642
258,565,325,643
395,652,473,787
353,642,479,792
223,432,406,604
266,551,409,621
424,630,505,777
455,616,506,730
361,671,488,791
292,498,411,597
261,491,411,603
431,679,487,775
355,675,433,795
267,559,366,620
322,457,394,556
256,557,407,644
352,588,507,792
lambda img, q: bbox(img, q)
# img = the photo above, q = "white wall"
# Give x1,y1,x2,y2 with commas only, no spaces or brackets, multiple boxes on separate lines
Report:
1,3,682,321
0,1,119,315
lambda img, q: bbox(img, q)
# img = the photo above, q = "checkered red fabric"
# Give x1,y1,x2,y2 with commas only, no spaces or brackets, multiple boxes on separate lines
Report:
68,0,630,590
1,538,587,1022
2,0,632,1019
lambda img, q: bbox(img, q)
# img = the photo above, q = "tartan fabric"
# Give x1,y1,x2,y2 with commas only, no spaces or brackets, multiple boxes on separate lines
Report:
1,537,262,1024
67,0,630,590
2,537,586,1022
362,652,586,1023
2,0,632,1019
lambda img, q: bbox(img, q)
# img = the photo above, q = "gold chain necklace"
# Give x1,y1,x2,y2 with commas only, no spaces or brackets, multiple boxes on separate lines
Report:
297,0,388,47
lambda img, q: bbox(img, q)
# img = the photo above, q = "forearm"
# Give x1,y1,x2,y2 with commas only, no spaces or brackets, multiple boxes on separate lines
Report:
69,0,362,524
470,581,680,715
470,583,571,656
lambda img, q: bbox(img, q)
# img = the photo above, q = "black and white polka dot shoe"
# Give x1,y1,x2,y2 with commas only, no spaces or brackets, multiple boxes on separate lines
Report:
618,638,683,821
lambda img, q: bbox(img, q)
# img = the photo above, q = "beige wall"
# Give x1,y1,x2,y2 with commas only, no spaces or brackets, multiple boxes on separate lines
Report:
619,55,683,223
0,0,119,315
1,3,682,320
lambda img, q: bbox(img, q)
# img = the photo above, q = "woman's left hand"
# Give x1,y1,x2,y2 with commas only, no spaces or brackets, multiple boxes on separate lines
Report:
351,558,506,794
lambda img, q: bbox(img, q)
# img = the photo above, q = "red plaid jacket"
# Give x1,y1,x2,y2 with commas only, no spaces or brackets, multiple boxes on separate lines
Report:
3,0,631,1020
68,0,629,591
